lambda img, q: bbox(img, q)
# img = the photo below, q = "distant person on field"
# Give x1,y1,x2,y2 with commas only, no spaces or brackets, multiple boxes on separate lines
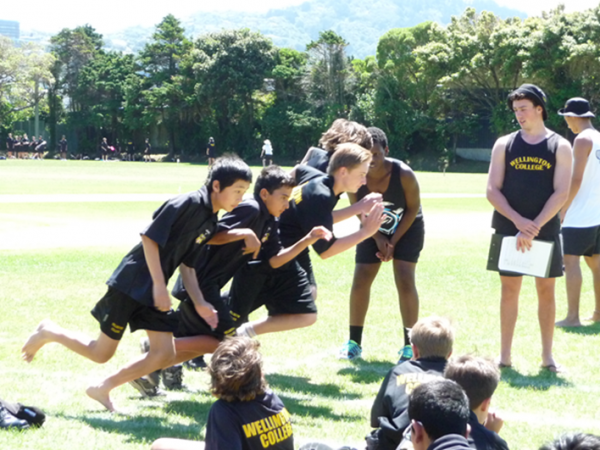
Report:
339,126,424,363
100,137,109,161
486,84,572,372
408,379,471,450
34,136,46,160
144,138,152,163
150,337,293,450
261,139,273,167
207,137,217,167
368,316,453,450
539,433,600,450
444,355,509,450
59,135,68,160
6,133,15,159
554,98,600,327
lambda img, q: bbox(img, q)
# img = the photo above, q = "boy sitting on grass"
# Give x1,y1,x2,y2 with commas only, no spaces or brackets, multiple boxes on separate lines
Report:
151,336,293,450
369,316,454,450
444,355,509,450
21,156,252,412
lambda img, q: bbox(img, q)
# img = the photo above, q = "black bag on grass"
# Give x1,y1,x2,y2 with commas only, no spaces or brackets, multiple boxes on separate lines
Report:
0,398,46,427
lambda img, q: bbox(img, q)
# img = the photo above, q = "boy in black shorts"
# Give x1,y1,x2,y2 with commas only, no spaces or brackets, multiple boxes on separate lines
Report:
150,337,293,450
21,156,253,412
339,127,424,362
230,143,385,338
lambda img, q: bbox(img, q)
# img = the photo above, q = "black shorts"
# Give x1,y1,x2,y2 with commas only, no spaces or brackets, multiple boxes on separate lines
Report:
91,288,179,340
228,259,316,324
562,225,600,257
295,251,317,287
356,217,425,264
175,284,236,340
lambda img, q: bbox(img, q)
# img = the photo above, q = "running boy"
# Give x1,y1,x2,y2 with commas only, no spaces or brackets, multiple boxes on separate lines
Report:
339,126,424,362
21,156,253,412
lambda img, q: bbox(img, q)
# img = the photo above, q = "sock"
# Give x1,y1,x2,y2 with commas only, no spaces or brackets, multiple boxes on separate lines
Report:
236,323,257,339
403,327,412,347
349,326,364,347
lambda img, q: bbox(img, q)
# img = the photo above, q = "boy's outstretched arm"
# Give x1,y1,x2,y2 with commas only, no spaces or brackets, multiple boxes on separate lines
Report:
269,226,333,269
179,263,218,329
207,228,261,259
141,234,171,312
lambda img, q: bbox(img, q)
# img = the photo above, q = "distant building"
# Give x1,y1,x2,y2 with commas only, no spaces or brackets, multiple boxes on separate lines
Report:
0,20,19,40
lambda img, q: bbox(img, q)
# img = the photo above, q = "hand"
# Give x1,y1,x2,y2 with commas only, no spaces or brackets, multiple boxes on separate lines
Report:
357,193,383,214
373,233,393,262
308,226,333,242
361,203,386,238
153,284,172,312
194,300,219,329
484,410,504,433
514,216,540,238
242,230,261,259
516,231,533,252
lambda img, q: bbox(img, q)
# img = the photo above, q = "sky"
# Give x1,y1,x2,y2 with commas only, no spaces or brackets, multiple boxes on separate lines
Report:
2,0,599,34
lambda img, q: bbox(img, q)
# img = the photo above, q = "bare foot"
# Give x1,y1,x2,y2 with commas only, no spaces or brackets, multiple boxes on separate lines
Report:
584,311,600,322
495,356,512,368
555,318,583,327
22,319,57,362
86,384,117,413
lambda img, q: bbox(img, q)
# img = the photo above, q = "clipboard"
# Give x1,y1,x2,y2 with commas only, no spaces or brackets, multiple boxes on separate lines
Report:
487,234,554,278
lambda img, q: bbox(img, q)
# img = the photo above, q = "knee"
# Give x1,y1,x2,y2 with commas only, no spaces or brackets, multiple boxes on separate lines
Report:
90,345,116,364
148,346,176,366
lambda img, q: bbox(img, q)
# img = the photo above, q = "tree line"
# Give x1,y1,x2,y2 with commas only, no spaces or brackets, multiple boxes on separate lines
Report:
1,5,598,165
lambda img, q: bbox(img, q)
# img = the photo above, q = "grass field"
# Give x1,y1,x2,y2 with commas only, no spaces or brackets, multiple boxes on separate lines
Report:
0,160,599,449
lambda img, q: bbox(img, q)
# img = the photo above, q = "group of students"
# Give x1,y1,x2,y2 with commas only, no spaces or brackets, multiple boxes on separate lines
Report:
5,133,47,159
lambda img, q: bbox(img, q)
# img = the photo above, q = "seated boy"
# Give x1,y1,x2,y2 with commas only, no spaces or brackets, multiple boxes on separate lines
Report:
150,337,293,450
369,316,454,450
444,355,509,450
135,166,332,392
21,156,252,412
230,143,385,338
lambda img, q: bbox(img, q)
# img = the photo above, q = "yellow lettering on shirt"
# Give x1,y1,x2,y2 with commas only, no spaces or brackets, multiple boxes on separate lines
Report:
509,156,552,171
396,373,441,395
243,408,293,448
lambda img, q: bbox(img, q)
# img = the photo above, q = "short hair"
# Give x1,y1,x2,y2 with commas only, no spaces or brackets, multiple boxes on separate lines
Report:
539,433,600,450
319,119,373,152
408,379,470,441
367,126,388,149
209,337,268,402
327,143,372,176
410,316,454,358
206,154,252,193
444,355,500,410
254,165,296,196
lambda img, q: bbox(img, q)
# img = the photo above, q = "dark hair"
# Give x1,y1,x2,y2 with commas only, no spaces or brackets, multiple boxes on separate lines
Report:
209,337,268,402
540,433,600,450
254,165,296,196
206,154,252,192
408,379,469,441
444,355,500,409
319,119,373,152
508,92,542,109
367,126,388,149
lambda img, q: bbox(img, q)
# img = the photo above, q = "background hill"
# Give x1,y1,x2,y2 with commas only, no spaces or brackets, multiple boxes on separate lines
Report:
102,0,525,57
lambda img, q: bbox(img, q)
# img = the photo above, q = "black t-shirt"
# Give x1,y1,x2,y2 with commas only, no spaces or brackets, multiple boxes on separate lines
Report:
278,175,339,257
467,412,509,450
60,139,67,151
6,137,14,150
304,147,331,173
205,390,294,450
107,187,218,306
294,164,325,185
171,195,280,299
371,357,447,450
430,435,473,450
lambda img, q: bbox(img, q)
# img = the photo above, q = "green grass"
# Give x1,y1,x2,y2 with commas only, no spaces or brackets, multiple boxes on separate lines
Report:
1,160,599,449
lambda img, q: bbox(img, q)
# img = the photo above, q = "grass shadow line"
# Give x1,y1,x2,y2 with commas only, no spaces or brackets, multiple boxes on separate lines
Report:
336,358,393,384
266,373,361,399
276,395,362,422
499,367,574,390
558,322,600,335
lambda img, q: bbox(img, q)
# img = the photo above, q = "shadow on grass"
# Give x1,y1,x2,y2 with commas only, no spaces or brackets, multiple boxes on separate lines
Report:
336,358,392,384
499,367,574,390
266,373,361,399
277,394,363,422
558,321,600,335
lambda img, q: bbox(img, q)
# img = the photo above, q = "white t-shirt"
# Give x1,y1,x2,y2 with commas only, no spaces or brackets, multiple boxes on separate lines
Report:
563,128,600,228
262,143,273,156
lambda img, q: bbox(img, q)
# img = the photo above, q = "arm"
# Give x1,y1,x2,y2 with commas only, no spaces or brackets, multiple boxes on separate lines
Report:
179,263,218,328
332,192,383,223
140,234,171,311
207,228,261,258
269,226,333,268
321,203,385,260
560,134,591,222
390,166,420,247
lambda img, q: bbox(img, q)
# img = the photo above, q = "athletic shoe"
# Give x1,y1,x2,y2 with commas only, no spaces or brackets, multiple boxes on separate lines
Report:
184,356,207,371
397,345,413,363
338,340,362,360
129,377,163,398
139,337,160,386
0,405,29,430
162,365,184,390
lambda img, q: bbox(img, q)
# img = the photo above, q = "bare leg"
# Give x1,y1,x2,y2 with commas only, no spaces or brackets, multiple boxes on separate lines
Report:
584,254,600,322
499,276,522,366
349,263,381,327
22,319,119,364
393,260,419,328
170,335,220,365
86,330,175,412
535,277,557,368
556,254,583,327
250,313,317,335
151,438,205,450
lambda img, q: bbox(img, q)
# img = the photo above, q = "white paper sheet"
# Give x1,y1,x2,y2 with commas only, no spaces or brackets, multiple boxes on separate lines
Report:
498,237,554,277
